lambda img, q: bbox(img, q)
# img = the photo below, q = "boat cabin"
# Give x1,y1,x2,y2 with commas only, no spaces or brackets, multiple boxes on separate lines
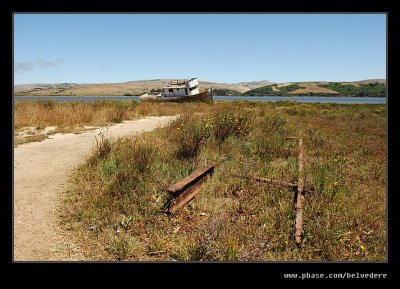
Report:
162,78,199,97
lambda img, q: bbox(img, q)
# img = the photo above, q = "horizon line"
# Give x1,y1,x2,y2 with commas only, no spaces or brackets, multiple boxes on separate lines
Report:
14,78,387,86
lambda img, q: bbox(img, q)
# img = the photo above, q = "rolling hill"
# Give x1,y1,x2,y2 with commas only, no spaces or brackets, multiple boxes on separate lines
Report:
14,79,386,97
243,80,386,97
14,79,270,96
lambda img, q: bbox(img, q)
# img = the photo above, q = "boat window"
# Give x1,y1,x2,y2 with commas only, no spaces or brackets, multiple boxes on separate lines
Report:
168,89,173,92
189,85,198,91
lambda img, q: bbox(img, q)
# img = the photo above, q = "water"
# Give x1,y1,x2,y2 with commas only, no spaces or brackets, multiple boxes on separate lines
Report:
14,95,386,104
215,96,386,104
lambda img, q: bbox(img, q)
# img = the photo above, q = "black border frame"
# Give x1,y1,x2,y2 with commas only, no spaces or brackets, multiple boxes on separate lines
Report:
2,0,399,281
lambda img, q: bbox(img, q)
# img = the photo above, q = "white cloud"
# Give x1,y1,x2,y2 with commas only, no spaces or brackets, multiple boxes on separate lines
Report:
14,62,33,72
14,59,63,73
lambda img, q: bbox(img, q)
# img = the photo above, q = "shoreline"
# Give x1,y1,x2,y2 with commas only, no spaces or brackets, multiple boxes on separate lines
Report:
14,95,386,98
13,95,386,105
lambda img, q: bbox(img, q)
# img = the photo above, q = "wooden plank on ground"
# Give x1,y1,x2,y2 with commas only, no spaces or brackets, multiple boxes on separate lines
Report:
234,174,315,194
165,156,226,214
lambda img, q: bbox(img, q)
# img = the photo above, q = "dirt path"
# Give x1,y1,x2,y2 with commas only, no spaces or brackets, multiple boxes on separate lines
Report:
14,116,178,261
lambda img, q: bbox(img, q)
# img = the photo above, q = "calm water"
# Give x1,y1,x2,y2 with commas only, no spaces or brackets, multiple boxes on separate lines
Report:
14,95,386,104
216,96,386,104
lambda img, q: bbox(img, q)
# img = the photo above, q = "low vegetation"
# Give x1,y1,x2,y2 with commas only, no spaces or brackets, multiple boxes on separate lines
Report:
242,84,315,96
274,84,304,95
319,82,386,97
241,82,386,97
211,88,243,96
242,85,274,96
58,101,386,261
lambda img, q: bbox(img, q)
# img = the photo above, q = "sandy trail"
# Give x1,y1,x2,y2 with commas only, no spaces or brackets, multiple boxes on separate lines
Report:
14,116,178,261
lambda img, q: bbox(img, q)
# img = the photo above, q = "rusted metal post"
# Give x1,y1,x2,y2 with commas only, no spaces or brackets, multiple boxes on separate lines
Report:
165,157,226,214
294,138,305,245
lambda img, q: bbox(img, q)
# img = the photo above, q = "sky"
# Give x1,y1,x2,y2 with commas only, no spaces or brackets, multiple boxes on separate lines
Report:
13,14,386,84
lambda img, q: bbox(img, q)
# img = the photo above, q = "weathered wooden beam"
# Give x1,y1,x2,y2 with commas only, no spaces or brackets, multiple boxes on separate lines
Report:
294,137,305,245
166,176,209,214
165,157,226,214
233,174,315,194
235,174,298,188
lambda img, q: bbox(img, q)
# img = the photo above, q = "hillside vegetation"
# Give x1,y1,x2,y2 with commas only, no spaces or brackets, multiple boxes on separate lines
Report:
319,82,386,97
243,82,386,97
14,80,272,96
211,88,243,96
14,79,385,97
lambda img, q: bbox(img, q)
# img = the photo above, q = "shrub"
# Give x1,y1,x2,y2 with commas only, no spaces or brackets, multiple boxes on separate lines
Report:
95,131,111,158
123,138,157,173
211,110,254,143
251,115,295,161
174,114,211,159
107,237,129,260
38,99,56,110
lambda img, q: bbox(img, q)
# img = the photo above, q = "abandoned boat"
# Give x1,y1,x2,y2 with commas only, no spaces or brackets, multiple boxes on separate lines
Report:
139,77,213,102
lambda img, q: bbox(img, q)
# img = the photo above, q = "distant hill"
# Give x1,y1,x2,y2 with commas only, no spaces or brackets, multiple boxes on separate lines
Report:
14,79,386,97
352,79,386,84
236,80,275,90
243,80,386,97
14,83,80,94
14,79,272,96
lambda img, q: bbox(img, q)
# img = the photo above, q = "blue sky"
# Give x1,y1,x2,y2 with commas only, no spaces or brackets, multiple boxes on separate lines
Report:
14,14,386,84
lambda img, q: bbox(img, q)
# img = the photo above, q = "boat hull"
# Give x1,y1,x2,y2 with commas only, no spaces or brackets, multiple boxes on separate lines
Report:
140,90,213,102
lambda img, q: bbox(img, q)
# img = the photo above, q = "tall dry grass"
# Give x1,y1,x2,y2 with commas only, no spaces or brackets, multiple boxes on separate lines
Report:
14,100,139,129
14,100,223,132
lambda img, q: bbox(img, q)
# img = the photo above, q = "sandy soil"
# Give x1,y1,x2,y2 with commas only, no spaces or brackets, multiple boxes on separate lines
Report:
14,116,178,261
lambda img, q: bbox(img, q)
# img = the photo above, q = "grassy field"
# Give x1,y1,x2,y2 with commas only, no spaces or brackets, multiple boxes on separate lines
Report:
14,100,213,145
50,100,387,261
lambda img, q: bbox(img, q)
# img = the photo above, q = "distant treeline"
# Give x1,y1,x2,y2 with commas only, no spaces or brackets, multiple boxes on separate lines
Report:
238,82,386,97
319,82,386,97
211,88,243,96
241,84,303,96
